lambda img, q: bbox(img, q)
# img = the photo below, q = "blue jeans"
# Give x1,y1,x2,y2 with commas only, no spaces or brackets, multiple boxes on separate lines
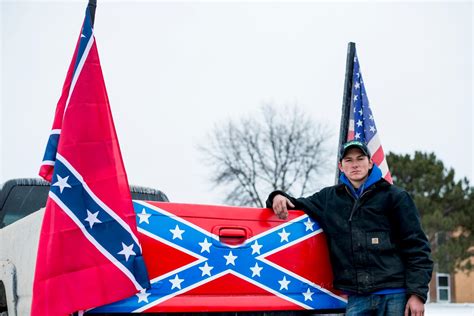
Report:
345,293,408,316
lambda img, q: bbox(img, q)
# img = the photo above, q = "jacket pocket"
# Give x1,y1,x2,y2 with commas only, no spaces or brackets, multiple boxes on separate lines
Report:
366,231,394,252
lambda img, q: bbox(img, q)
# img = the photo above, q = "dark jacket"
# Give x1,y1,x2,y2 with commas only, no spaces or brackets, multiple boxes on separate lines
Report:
266,167,433,302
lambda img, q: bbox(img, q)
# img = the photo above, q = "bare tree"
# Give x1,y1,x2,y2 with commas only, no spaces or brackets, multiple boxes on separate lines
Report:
200,104,332,207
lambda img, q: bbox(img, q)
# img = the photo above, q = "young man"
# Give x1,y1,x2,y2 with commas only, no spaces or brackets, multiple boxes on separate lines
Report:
267,140,433,316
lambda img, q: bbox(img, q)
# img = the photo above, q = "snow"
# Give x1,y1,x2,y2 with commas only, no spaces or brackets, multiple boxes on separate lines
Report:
425,303,474,316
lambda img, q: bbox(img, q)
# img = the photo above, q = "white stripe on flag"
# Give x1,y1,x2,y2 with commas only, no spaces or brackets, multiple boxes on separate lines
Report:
367,136,381,158
63,33,95,117
41,160,55,166
348,119,355,132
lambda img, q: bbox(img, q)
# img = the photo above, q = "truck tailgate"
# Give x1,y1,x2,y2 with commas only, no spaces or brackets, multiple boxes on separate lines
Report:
89,201,347,313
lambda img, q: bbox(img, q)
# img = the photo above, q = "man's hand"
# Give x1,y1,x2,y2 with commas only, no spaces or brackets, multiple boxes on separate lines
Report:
404,294,425,316
272,195,295,220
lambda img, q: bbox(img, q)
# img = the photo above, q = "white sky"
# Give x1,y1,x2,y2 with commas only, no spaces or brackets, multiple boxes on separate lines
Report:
1,1,472,204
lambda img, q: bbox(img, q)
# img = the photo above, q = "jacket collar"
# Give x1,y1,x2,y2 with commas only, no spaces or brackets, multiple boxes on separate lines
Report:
339,164,383,198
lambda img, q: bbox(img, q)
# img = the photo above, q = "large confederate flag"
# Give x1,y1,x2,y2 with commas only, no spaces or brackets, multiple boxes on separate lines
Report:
33,6,149,316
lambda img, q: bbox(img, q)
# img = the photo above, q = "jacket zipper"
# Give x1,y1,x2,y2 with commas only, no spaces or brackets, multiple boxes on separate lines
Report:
348,188,372,221
346,186,373,292
346,187,359,290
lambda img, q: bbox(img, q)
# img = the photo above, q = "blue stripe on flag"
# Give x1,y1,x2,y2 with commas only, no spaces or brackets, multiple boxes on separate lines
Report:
42,133,60,163
49,158,148,288
74,9,93,75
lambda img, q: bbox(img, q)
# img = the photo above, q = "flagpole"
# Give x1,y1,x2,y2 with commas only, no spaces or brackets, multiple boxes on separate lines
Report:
335,42,356,184
88,0,97,26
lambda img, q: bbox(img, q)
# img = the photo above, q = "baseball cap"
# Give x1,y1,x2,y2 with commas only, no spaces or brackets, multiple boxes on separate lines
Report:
339,140,370,161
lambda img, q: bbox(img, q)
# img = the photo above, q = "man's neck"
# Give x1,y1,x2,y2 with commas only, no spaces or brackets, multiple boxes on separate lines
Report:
349,178,367,190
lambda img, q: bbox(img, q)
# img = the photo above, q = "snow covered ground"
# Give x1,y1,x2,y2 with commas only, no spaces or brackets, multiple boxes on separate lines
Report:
322,304,474,316
425,303,474,316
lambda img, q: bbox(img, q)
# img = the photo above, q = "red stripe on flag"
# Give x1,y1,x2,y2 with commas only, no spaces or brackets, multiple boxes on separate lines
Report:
371,146,393,184
39,164,54,183
347,131,355,141
384,172,393,184
371,146,384,166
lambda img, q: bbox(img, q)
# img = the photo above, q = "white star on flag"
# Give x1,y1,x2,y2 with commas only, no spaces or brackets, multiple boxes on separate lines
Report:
117,242,136,261
250,240,262,255
53,174,72,193
353,95,358,101
224,251,238,266
169,274,184,290
358,109,363,115
304,218,314,231
84,209,101,228
170,225,185,240
355,132,361,139
250,262,263,277
199,262,214,277
354,81,360,89
303,288,314,301
278,228,290,242
369,126,376,133
278,276,291,290
136,289,151,303
356,119,363,127
137,208,151,224
198,238,212,253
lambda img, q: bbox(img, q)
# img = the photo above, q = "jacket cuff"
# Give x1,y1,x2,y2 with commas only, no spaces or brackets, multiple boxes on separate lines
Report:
407,291,427,304
265,190,294,208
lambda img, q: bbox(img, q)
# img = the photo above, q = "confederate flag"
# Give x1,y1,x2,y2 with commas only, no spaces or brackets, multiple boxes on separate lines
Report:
33,5,149,315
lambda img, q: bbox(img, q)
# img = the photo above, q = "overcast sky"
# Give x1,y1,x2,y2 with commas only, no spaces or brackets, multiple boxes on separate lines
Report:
1,1,472,204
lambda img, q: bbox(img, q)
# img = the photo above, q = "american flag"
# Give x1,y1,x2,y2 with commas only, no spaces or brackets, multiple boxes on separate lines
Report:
347,51,393,183
33,6,149,315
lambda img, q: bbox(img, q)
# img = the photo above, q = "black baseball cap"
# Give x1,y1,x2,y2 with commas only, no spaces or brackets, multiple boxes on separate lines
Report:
339,140,370,161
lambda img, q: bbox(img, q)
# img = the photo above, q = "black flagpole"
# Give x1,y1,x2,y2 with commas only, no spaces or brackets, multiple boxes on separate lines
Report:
335,42,356,184
88,0,97,27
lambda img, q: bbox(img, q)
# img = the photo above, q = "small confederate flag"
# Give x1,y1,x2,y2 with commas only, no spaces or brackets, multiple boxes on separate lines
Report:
33,5,149,316
347,50,393,183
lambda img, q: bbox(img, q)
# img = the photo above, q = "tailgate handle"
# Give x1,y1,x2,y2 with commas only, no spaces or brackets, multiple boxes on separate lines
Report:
218,227,247,245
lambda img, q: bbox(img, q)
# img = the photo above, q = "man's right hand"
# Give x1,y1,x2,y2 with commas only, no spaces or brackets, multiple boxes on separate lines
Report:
272,195,295,220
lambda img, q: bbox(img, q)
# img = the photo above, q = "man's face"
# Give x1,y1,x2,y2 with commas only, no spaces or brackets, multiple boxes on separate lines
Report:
338,147,373,183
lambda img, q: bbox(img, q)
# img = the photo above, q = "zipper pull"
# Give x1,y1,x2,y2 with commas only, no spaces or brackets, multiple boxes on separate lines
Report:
349,200,359,221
